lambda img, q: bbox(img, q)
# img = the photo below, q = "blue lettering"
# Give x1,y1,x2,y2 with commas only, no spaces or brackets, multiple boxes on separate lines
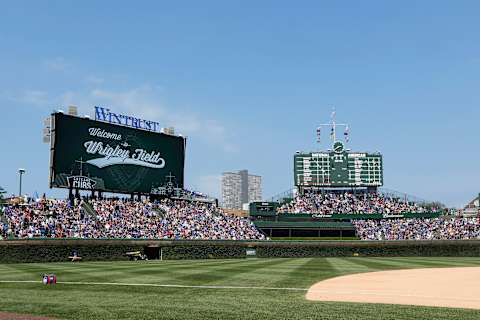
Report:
132,117,140,128
112,113,123,124
94,106,109,121
93,107,161,133
144,121,152,130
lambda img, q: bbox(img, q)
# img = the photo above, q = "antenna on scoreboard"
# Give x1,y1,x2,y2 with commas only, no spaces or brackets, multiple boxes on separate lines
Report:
316,107,349,145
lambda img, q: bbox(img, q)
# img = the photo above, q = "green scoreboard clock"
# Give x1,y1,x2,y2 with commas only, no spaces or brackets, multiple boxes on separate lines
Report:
294,141,383,187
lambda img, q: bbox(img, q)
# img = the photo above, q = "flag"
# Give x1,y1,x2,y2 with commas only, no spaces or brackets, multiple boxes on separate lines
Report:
316,127,321,143
344,125,349,142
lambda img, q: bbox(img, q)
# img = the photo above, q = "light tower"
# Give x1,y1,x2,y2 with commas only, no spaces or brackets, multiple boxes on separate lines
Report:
18,168,26,196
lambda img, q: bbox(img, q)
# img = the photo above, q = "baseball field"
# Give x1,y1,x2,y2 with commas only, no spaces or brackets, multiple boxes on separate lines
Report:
1,257,480,320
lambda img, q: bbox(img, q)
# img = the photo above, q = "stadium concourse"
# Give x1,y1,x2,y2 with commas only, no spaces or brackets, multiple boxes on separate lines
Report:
1,190,480,241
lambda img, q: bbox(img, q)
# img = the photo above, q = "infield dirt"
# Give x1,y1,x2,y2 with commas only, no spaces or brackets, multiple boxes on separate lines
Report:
306,267,480,309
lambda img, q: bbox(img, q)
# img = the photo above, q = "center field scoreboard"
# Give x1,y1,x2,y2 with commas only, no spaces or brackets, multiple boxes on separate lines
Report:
294,141,383,187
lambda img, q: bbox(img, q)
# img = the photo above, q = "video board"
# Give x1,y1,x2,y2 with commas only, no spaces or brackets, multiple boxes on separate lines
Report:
49,112,185,194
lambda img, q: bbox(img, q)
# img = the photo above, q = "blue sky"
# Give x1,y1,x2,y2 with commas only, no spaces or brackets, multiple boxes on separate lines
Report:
1,1,479,207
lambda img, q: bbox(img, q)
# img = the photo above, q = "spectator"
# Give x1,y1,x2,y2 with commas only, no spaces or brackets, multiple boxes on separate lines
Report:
353,217,480,240
1,198,266,240
278,191,435,215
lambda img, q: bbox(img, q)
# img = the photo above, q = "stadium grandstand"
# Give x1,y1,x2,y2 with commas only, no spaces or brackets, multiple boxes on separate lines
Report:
0,197,265,240
277,189,438,215
1,111,478,243
353,216,480,240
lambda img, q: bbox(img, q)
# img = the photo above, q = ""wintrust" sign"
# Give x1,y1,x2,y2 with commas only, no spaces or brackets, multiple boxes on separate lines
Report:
94,106,161,132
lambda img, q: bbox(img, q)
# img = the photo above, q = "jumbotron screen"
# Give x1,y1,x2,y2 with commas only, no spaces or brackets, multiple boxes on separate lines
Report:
49,112,186,194
294,141,383,187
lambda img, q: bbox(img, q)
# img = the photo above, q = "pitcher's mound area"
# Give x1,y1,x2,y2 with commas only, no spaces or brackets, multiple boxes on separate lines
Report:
306,267,480,309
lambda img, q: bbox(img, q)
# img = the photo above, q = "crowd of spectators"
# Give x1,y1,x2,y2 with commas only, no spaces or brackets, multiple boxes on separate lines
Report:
180,189,211,200
277,191,436,214
353,217,480,240
0,198,266,240
1,200,94,238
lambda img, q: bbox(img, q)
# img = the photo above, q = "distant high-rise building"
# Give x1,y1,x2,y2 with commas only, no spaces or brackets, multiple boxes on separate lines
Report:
68,105,78,116
222,170,262,209
162,127,175,135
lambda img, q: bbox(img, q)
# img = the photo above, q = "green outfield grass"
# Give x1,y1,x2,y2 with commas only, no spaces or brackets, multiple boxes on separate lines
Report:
1,257,480,319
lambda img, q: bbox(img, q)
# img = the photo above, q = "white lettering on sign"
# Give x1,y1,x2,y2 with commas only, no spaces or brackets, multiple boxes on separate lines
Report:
88,127,122,141
348,153,367,158
83,141,165,169
67,176,96,190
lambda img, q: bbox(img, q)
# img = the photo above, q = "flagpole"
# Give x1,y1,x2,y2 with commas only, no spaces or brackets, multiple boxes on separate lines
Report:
316,109,349,147
332,110,336,142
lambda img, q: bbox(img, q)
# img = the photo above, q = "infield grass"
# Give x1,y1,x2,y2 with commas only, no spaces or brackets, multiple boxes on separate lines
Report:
1,257,480,319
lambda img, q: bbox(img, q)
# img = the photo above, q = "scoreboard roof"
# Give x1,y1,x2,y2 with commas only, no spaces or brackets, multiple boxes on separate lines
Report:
294,141,383,188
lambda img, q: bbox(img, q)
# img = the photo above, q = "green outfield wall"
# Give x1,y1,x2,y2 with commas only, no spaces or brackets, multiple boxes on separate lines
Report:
1,239,480,263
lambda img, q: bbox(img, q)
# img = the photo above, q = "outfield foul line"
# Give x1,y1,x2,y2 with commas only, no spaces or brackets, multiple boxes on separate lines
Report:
0,280,308,292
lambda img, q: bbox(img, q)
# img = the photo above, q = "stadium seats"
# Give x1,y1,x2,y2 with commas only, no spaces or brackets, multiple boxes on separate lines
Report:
278,191,436,215
353,217,480,240
0,199,266,240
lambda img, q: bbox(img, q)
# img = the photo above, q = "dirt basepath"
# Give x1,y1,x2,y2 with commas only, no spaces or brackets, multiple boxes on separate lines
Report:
306,267,480,309
0,312,55,320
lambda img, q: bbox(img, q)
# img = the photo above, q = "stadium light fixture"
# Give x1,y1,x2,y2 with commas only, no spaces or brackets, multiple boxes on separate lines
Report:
18,168,26,196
